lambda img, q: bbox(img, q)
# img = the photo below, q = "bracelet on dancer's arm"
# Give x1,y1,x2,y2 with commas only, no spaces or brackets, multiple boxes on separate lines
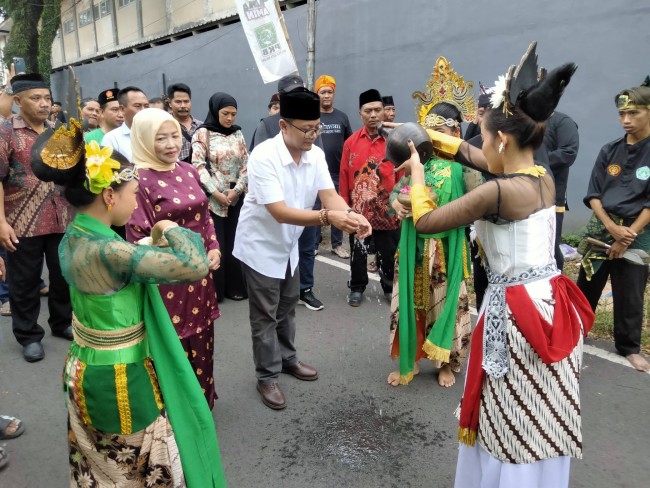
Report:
410,184,437,225
425,129,463,159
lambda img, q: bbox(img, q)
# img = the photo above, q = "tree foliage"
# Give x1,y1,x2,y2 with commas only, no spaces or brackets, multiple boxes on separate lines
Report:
2,0,61,82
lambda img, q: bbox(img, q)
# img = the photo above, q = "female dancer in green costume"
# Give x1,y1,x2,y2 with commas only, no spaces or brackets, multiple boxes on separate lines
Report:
387,56,475,388
31,121,226,487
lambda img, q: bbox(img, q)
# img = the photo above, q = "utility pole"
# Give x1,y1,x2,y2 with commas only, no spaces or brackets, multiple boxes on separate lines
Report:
306,0,316,90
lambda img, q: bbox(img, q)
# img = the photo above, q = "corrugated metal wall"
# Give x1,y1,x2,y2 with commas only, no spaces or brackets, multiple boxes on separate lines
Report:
51,0,650,231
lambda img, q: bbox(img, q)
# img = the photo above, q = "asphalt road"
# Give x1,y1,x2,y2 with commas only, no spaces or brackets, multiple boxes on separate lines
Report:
1,254,648,487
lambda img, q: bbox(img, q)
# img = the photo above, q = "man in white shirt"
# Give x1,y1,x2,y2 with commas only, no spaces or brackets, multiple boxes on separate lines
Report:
234,89,371,410
102,86,149,162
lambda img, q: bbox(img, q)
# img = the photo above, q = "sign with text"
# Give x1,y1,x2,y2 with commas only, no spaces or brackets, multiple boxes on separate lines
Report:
235,0,299,83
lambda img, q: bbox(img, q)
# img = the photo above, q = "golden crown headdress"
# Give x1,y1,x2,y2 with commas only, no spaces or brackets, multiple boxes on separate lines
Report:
412,56,477,129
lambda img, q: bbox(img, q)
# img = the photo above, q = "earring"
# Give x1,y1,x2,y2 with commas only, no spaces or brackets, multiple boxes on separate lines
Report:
498,142,505,154
107,202,113,211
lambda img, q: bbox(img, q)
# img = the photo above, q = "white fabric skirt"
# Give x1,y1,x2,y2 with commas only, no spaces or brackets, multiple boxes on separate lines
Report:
454,443,570,488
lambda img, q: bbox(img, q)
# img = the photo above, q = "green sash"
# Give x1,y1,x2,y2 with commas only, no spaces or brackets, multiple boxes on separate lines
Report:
397,159,468,383
70,213,226,487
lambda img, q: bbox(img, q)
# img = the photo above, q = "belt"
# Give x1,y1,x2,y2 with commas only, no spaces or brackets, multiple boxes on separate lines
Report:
72,314,146,350
483,263,559,378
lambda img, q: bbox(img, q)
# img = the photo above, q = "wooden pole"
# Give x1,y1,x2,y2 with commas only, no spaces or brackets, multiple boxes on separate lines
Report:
306,0,316,90
274,0,299,76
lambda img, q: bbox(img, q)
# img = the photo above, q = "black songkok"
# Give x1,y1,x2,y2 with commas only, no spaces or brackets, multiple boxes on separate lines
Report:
381,96,395,107
359,89,382,108
98,89,119,107
12,73,49,94
279,89,320,120
478,93,491,108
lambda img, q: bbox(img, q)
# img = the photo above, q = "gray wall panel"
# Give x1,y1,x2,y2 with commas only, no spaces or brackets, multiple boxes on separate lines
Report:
52,0,650,232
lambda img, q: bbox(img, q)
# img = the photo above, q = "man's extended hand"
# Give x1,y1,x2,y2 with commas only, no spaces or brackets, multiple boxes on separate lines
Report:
347,212,372,239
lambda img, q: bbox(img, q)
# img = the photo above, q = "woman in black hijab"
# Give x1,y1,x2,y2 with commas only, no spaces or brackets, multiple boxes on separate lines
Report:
192,92,249,301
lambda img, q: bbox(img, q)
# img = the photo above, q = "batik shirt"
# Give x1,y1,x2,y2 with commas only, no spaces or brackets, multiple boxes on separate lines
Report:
191,128,248,217
339,126,399,230
179,116,202,162
0,116,72,237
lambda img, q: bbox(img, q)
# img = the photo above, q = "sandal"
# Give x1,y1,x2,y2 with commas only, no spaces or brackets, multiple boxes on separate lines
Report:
0,415,25,440
0,446,9,470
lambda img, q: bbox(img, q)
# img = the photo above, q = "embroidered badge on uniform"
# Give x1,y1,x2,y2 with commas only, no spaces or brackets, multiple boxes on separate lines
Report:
607,164,622,176
636,166,650,181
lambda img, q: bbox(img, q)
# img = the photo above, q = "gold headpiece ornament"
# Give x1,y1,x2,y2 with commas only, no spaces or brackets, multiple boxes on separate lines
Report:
412,56,477,129
40,118,85,170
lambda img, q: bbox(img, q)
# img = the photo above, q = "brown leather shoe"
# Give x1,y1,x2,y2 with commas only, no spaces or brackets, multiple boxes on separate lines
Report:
256,381,287,410
282,361,319,381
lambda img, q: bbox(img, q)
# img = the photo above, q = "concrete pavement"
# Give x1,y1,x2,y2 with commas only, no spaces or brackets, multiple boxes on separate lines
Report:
0,256,648,487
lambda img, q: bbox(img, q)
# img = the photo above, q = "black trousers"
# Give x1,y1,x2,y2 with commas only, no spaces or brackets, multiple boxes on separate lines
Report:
577,258,648,356
211,199,247,301
555,212,565,272
349,229,400,293
7,233,71,346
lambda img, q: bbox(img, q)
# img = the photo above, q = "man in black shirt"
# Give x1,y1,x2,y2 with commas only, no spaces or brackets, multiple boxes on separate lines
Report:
315,75,353,259
578,82,650,372
543,111,579,270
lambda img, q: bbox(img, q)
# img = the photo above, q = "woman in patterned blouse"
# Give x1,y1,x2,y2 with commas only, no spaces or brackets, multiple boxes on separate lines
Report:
192,92,248,302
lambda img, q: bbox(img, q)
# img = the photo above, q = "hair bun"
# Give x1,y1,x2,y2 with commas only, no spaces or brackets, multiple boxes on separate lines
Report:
520,63,577,122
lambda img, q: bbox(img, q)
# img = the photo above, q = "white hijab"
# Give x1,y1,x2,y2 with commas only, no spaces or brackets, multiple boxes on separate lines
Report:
131,108,182,171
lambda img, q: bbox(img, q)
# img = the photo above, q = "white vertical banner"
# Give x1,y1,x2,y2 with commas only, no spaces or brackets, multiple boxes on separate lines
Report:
235,0,299,84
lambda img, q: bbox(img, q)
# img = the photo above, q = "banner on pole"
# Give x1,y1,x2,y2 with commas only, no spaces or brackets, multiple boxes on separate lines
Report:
235,0,299,84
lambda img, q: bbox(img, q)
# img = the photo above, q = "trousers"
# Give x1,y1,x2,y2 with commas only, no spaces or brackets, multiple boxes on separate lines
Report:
577,258,648,355
349,229,400,293
242,262,299,383
7,233,71,346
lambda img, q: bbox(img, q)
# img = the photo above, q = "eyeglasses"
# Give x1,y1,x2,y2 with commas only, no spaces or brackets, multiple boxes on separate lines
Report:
285,120,323,139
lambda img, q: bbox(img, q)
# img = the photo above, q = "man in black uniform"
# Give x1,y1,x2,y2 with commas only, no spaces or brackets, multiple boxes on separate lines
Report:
543,111,579,270
577,81,650,372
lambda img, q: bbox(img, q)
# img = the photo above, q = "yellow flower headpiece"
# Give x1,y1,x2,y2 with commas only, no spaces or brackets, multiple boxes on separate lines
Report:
84,140,138,194
412,56,477,129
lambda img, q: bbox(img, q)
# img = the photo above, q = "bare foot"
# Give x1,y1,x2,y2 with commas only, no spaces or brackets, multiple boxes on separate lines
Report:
438,364,456,387
626,354,650,372
387,371,401,386
387,362,420,387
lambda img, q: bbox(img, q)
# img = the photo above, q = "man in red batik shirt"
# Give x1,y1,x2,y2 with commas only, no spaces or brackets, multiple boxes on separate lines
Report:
340,89,400,307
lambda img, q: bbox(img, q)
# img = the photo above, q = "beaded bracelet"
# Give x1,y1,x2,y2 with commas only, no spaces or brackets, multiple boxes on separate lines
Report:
319,209,330,226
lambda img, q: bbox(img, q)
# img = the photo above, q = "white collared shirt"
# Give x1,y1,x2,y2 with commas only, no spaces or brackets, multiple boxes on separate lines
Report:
102,123,132,162
233,132,334,279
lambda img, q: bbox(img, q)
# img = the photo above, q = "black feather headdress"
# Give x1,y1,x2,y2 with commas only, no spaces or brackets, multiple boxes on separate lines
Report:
490,41,577,122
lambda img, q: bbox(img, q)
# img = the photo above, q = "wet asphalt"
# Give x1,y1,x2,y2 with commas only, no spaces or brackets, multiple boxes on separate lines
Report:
0,253,649,487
